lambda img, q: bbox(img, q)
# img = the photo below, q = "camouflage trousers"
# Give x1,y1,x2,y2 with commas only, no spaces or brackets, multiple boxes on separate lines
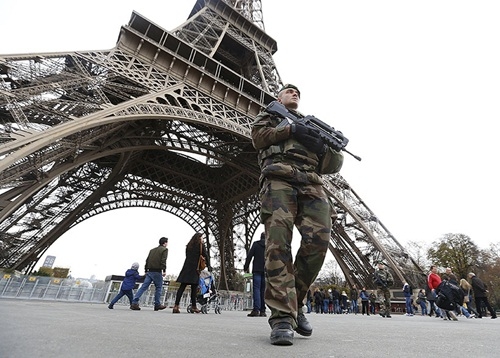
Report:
376,287,391,315
259,178,332,328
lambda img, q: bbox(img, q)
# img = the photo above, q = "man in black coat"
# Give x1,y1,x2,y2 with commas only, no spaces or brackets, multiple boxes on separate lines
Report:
244,232,266,317
469,272,497,319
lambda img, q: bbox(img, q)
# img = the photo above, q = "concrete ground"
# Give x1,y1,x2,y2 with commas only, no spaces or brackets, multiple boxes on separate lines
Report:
1,298,498,358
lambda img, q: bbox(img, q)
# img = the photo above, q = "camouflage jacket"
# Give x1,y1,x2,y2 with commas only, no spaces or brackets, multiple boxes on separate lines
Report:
373,268,394,288
251,110,343,185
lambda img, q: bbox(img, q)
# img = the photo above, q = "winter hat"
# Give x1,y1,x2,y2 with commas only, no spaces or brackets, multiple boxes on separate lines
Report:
131,262,140,270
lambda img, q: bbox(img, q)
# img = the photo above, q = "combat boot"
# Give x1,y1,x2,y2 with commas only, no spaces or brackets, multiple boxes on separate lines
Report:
295,311,312,336
130,303,141,310
270,322,294,346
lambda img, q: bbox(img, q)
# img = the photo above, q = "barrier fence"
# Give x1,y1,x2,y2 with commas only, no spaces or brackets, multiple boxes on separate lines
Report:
0,273,253,312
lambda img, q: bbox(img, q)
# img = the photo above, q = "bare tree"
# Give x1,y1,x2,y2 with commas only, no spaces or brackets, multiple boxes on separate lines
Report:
406,240,431,270
315,260,345,286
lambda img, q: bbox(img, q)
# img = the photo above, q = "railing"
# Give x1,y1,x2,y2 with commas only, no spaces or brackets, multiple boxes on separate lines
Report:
0,273,253,311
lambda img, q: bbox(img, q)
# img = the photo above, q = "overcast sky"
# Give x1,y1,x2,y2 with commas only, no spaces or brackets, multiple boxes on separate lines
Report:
1,1,499,280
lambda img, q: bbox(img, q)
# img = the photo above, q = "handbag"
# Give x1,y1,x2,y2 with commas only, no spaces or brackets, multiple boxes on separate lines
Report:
197,241,207,271
464,289,470,303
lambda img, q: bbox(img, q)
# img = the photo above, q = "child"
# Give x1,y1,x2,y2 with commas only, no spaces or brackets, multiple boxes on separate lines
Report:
108,262,142,309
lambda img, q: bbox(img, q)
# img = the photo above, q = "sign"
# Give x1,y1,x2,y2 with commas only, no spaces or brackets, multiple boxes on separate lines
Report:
42,255,56,268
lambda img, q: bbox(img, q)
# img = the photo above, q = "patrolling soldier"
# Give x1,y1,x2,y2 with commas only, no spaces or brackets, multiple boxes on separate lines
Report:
251,84,344,345
373,261,394,318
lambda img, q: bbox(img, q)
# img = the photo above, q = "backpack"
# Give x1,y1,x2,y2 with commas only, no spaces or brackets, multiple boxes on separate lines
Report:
435,280,464,310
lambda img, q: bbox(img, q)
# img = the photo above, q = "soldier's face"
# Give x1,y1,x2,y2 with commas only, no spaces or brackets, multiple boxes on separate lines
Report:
278,88,300,110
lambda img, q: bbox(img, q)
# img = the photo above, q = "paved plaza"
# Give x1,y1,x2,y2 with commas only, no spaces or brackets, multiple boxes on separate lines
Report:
1,298,498,358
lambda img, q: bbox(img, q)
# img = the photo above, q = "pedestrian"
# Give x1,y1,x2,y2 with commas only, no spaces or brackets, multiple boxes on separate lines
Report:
322,288,329,314
306,289,312,314
313,288,322,314
425,283,441,318
417,289,428,316
402,281,414,316
373,261,394,318
468,272,497,319
369,290,376,314
244,232,266,317
359,287,370,316
447,274,474,318
459,278,479,317
251,84,344,345
350,285,359,314
332,287,341,314
327,289,334,314
340,290,348,313
108,262,142,309
427,265,457,320
130,237,169,311
172,233,208,314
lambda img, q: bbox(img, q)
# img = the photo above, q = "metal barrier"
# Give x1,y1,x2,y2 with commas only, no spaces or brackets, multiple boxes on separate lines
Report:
0,273,251,312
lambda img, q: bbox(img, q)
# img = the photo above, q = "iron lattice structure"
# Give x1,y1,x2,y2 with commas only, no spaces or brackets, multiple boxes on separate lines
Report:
0,0,426,290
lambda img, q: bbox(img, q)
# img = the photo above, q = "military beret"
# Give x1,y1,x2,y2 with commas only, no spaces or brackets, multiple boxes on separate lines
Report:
279,83,300,98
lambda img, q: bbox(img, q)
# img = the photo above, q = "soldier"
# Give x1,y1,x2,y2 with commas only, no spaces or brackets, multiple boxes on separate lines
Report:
373,261,394,318
251,84,344,345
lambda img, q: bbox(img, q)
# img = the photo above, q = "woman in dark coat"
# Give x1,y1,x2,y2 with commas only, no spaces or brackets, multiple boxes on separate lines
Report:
173,232,208,313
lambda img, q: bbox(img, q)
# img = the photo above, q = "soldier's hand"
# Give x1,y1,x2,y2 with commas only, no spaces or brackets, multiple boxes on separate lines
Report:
329,141,343,152
290,123,325,154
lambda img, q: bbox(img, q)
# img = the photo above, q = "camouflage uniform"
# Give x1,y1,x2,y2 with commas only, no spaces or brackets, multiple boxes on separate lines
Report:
373,265,394,316
251,108,343,329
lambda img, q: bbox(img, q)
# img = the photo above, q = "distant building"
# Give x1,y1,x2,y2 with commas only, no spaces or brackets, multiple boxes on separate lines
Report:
42,256,56,268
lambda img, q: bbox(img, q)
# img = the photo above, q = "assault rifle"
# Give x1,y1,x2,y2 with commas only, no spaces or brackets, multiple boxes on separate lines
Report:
265,101,361,161
373,272,387,288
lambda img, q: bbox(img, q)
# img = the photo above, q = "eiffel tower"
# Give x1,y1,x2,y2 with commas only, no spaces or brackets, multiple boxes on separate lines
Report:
0,0,426,290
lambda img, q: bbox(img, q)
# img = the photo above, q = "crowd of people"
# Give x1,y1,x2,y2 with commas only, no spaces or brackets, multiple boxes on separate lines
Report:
307,286,377,315
301,265,497,322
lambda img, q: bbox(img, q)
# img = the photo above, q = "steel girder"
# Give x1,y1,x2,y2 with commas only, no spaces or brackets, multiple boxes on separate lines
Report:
0,0,426,290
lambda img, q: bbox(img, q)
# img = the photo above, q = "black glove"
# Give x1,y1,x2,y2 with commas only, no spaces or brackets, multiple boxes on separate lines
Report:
290,123,325,154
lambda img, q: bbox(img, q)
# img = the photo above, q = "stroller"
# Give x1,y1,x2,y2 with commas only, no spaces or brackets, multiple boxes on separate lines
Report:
187,269,221,314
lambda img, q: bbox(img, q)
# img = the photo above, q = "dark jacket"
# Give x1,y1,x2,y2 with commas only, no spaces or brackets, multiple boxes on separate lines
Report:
121,268,141,291
403,283,412,298
471,275,488,298
243,237,265,273
145,245,168,272
177,241,208,285
436,279,464,309
332,288,340,300
350,288,359,301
